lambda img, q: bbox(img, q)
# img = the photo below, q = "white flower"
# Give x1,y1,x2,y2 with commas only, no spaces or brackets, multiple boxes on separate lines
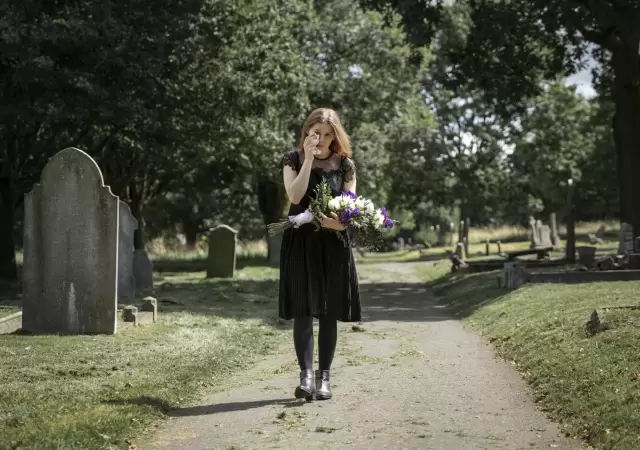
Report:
288,209,315,228
363,199,375,212
328,197,341,211
354,198,365,209
339,196,354,210
374,209,385,229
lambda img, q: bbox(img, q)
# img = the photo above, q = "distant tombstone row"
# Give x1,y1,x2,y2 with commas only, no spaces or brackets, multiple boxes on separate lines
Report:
22,148,153,335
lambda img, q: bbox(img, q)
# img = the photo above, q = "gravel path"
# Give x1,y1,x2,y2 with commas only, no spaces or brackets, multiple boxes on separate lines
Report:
143,262,584,450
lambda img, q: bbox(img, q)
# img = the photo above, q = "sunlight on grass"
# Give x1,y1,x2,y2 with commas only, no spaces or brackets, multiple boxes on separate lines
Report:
0,266,285,450
427,268,640,450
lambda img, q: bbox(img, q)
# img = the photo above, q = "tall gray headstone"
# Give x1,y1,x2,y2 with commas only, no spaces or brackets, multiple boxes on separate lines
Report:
618,222,634,256
23,148,119,334
133,249,154,291
118,201,138,300
207,225,238,278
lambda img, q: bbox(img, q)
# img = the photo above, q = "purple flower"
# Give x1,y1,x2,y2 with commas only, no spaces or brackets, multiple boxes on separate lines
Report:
342,190,357,200
380,206,396,228
340,207,360,224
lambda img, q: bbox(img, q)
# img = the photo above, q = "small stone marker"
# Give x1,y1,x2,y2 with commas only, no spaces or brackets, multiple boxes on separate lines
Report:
141,296,158,323
22,148,119,335
207,225,238,278
123,305,138,326
502,262,526,290
118,201,138,300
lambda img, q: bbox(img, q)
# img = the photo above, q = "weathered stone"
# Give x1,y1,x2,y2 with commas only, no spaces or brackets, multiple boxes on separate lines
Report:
22,148,118,335
502,262,527,290
539,225,552,248
454,242,466,261
0,312,22,335
618,222,633,255
576,246,597,268
585,309,607,336
118,201,138,299
528,216,537,249
133,249,154,291
207,225,238,278
141,296,158,323
594,256,615,271
122,305,138,326
549,212,560,245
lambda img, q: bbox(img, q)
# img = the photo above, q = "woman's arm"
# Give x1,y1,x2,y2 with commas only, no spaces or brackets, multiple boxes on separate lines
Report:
283,155,313,205
343,157,357,194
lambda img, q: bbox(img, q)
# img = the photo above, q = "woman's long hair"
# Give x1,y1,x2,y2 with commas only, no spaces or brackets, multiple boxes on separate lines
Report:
297,108,352,158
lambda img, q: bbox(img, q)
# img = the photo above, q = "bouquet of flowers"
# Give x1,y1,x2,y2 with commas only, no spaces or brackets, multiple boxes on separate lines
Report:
267,179,396,250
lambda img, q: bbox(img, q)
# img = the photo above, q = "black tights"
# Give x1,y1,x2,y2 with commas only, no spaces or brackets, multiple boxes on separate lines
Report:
293,316,337,371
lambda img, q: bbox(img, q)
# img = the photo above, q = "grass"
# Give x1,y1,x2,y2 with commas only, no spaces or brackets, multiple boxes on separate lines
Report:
427,268,640,450
0,307,20,319
0,266,289,450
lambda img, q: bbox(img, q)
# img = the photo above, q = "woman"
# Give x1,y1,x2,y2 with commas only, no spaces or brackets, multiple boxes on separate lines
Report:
279,107,361,401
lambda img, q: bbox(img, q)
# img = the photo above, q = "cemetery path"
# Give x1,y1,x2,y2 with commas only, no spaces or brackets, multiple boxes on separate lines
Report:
142,262,584,450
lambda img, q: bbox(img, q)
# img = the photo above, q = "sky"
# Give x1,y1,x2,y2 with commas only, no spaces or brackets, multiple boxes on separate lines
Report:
565,67,596,98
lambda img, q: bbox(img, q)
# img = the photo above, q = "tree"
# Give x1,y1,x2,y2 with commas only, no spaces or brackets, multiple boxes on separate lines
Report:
361,0,640,236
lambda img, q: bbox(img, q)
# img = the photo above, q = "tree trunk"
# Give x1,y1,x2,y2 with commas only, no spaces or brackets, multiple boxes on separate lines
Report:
129,181,146,250
611,43,640,239
257,177,288,264
0,180,17,281
182,219,199,249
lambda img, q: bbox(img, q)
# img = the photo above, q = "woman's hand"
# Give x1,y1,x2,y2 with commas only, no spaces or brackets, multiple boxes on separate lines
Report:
318,212,346,231
303,132,320,161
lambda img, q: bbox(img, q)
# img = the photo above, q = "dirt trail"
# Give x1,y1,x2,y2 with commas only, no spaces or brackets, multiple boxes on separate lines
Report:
143,262,584,450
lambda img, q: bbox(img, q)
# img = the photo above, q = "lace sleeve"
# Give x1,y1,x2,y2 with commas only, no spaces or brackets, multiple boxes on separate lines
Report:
342,157,356,183
280,150,299,171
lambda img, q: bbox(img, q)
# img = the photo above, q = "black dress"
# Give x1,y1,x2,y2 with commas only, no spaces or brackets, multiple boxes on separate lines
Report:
278,149,361,322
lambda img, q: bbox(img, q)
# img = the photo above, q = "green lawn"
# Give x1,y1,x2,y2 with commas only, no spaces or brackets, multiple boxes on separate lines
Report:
0,307,20,319
0,267,288,450
427,268,640,450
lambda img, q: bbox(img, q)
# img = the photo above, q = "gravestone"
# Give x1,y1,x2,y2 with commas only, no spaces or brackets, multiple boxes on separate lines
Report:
595,225,606,241
539,225,552,248
502,262,526,290
133,249,154,291
528,216,538,249
576,246,597,267
549,213,560,245
207,225,238,278
118,201,138,300
22,148,119,334
618,222,633,256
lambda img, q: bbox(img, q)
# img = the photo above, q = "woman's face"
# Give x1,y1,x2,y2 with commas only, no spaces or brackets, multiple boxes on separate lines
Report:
308,123,335,152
